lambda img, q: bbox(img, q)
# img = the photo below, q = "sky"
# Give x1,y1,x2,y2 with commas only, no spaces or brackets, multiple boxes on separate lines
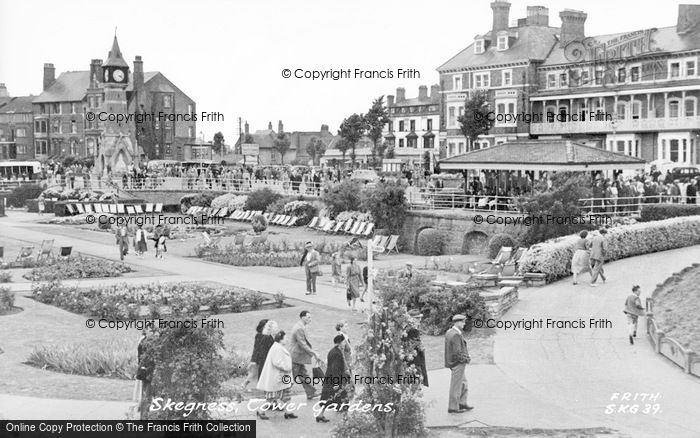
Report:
0,0,693,144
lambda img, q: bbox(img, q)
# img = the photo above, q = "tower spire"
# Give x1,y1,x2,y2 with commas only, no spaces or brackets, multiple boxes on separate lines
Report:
104,34,128,68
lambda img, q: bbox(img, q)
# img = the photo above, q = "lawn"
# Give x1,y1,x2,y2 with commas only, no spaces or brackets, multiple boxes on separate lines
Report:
652,263,700,353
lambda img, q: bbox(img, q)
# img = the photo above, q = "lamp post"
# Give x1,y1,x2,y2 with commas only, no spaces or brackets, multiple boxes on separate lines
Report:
367,237,374,313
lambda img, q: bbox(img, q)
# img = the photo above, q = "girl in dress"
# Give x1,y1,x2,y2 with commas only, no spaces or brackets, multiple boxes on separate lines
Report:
571,230,592,285
135,224,148,258
331,252,343,289
345,256,364,311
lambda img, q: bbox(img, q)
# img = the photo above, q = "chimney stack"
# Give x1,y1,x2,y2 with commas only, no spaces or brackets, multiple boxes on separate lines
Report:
430,85,440,99
526,6,549,26
387,95,394,106
321,124,329,133
491,0,511,34
278,120,284,133
89,59,102,87
244,121,249,135
268,121,273,130
396,87,406,103
418,85,428,100
559,9,587,46
0,83,8,99
43,63,56,91
677,4,700,35
133,56,144,105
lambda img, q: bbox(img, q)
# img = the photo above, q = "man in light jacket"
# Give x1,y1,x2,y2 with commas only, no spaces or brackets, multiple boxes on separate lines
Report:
289,310,320,399
444,314,473,413
590,228,608,287
302,242,321,295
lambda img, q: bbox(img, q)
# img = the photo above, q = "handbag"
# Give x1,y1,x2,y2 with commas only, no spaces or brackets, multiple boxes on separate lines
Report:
312,359,326,380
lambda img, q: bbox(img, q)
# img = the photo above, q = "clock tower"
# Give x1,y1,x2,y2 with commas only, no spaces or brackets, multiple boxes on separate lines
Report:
95,35,136,175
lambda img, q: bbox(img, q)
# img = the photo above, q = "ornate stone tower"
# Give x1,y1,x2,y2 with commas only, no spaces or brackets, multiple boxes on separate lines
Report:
95,35,135,175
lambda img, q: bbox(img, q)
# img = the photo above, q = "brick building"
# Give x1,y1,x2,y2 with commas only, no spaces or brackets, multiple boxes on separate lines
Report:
31,36,196,167
0,87,35,160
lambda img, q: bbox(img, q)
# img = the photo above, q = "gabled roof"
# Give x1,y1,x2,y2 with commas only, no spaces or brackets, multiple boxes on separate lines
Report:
441,140,645,168
104,36,129,68
0,96,35,113
543,26,700,67
438,26,559,73
34,71,159,103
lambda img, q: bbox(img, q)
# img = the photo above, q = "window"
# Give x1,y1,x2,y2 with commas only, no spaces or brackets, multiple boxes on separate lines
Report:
17,145,26,154
52,103,61,114
459,142,465,154
86,138,95,155
495,99,516,126
188,126,194,137
34,120,47,133
448,107,456,127
616,140,625,153
668,99,680,118
685,98,696,117
399,121,405,132
35,140,48,155
497,35,508,51
547,73,556,88
630,66,640,82
669,62,680,79
448,142,455,156
187,104,193,114
502,69,512,87
670,139,679,162
474,72,490,88
687,60,697,77
71,103,77,114
51,120,61,134
474,39,485,54
631,101,641,119
426,119,432,131
424,136,433,149
39,104,46,114
618,67,626,83
409,120,415,131
559,72,568,88
16,128,26,137
163,95,172,108
398,139,404,148
453,75,462,90
616,102,627,120
581,70,590,85
595,68,604,85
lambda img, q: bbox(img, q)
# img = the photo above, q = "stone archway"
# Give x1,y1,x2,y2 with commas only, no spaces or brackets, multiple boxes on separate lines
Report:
462,231,489,255
414,226,436,255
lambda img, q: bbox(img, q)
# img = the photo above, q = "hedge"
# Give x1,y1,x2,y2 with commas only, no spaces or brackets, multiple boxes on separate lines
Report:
487,233,516,258
518,216,700,283
639,204,700,222
416,229,445,256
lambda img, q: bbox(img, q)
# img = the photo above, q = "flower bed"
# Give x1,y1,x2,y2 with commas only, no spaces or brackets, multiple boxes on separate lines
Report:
518,216,700,283
23,256,133,281
27,341,137,380
31,281,276,320
196,240,340,267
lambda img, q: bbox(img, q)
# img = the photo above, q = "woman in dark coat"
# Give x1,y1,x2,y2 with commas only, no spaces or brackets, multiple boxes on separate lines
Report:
243,319,272,391
318,334,351,423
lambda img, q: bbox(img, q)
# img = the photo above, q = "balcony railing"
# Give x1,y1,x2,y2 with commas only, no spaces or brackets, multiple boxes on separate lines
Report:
407,190,520,212
531,116,700,135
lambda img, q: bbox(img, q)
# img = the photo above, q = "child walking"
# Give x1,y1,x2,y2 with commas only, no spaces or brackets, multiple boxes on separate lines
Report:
623,285,645,345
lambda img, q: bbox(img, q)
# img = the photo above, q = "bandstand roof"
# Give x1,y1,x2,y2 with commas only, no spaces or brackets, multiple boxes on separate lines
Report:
439,140,646,171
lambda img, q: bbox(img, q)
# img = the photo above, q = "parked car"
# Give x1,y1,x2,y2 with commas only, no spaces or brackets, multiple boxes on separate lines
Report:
670,166,700,181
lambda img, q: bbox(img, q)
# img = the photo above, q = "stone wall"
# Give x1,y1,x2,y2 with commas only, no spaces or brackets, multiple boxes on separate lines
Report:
401,210,526,255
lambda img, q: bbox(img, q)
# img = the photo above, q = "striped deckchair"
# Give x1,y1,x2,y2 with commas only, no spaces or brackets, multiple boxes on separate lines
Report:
332,221,344,233
154,203,163,213
126,205,136,215
75,204,86,214
116,204,126,214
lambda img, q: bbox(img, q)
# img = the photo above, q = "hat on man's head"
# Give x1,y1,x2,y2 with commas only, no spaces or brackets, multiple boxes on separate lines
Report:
452,314,467,322
305,241,313,248
406,261,413,266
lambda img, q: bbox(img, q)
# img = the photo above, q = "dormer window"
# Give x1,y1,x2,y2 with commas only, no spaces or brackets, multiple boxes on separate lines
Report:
497,35,508,51
474,39,485,54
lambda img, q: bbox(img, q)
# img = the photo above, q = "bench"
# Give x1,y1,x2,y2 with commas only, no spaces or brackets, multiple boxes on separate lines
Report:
523,272,547,287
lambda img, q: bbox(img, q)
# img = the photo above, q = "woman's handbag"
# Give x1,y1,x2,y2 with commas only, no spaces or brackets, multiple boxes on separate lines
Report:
312,358,326,380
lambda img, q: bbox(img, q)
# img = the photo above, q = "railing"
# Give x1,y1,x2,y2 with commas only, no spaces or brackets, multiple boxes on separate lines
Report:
578,195,698,216
531,116,700,135
407,189,520,212
0,179,42,192
113,176,325,197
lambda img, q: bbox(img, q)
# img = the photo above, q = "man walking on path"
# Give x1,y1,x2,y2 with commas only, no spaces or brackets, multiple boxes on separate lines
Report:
289,310,321,400
624,285,646,345
444,314,473,414
116,224,129,261
301,242,320,295
590,228,608,287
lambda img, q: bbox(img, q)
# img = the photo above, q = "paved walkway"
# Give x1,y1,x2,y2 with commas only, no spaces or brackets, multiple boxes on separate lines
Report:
2,212,700,437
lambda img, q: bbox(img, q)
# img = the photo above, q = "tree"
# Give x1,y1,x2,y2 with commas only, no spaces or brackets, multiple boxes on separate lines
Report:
338,113,365,167
272,132,291,164
365,96,390,163
458,90,491,151
361,181,408,235
212,132,224,154
517,172,595,246
305,137,327,165
335,138,351,165
321,179,362,217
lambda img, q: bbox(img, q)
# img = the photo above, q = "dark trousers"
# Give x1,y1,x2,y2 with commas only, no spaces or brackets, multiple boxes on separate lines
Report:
292,362,316,397
139,380,153,420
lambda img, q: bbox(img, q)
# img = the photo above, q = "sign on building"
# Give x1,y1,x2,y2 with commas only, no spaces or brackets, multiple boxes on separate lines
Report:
241,143,259,156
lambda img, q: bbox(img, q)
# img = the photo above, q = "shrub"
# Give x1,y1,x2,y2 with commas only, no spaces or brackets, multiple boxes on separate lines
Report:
26,341,137,379
415,229,445,256
142,322,228,420
223,348,250,379
487,233,517,258
180,193,218,210
210,193,248,211
284,200,317,226
639,204,700,222
244,188,282,212
361,181,408,234
266,197,289,215
0,287,14,310
251,213,268,233
321,179,362,217
518,216,700,283
274,292,286,308
336,210,372,223
0,272,12,283
419,285,487,335
7,184,44,208
23,256,133,281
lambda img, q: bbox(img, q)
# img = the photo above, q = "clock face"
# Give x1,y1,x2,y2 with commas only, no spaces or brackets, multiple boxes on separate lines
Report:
113,69,125,82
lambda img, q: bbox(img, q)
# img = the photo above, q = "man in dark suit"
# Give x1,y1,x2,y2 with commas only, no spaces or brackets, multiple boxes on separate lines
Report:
687,179,697,205
444,314,473,413
289,310,320,399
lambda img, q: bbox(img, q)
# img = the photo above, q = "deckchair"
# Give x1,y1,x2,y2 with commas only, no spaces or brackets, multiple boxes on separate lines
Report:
37,240,54,261
307,217,319,228
65,204,77,215
84,204,94,214
154,203,163,213
134,205,144,214
75,204,85,214
16,246,34,261
126,206,136,215
353,222,366,235
285,217,298,227
332,221,345,233
58,246,73,259
116,204,126,214
322,220,335,233
108,204,118,214
384,235,400,254
145,203,154,213
363,223,375,236
343,220,354,234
